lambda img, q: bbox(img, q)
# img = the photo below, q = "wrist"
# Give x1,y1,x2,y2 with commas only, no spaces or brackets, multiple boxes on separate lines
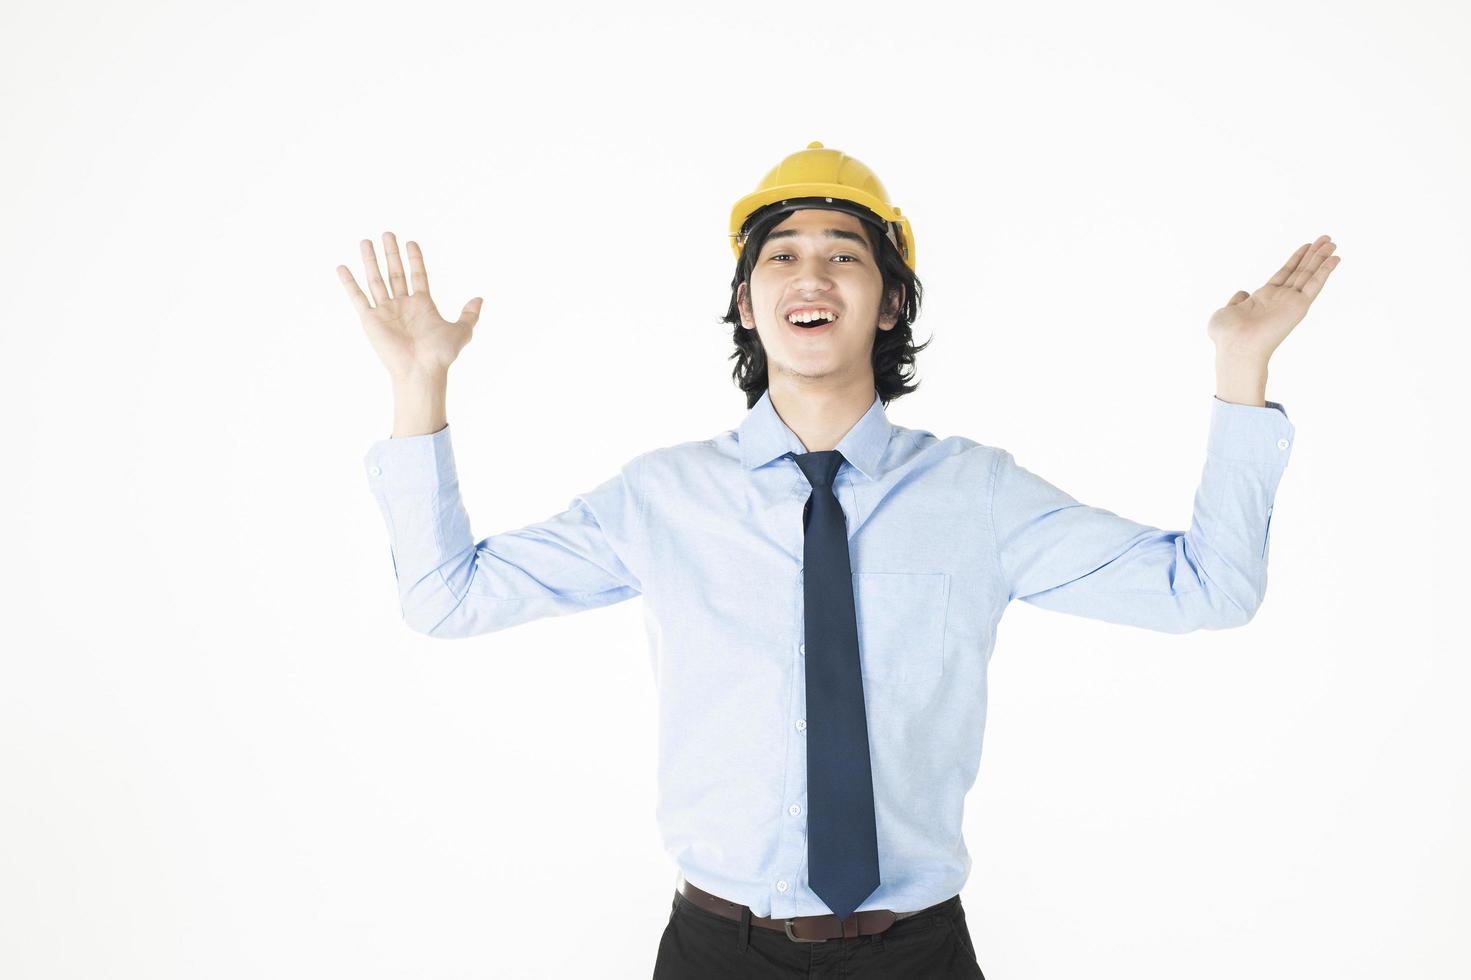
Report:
390,364,450,389
1214,350,1269,407
390,368,449,438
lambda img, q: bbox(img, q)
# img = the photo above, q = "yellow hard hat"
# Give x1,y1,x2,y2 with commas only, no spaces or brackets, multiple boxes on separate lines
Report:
729,141,916,272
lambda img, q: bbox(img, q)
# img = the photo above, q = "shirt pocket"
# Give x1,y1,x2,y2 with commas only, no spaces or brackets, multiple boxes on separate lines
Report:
852,571,950,684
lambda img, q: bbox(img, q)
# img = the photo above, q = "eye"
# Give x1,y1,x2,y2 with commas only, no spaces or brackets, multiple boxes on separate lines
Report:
770,253,858,263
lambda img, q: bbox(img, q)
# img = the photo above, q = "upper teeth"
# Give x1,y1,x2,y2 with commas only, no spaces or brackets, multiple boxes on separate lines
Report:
788,310,836,324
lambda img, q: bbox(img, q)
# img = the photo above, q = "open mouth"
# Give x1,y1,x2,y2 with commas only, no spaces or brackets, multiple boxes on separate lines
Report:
786,312,838,335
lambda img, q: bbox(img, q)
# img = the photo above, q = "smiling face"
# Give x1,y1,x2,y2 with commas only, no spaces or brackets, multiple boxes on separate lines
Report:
736,208,902,387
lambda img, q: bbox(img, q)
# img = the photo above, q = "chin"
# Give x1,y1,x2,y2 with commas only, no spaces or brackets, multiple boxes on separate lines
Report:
775,359,848,381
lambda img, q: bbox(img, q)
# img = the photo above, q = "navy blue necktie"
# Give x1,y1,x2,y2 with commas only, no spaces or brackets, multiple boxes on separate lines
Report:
790,449,881,925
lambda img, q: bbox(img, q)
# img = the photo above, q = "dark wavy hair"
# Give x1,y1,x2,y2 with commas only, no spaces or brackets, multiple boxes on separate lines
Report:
720,211,929,410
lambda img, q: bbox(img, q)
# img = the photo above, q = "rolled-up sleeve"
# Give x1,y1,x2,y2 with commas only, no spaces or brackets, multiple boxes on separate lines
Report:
989,396,1296,632
363,425,645,638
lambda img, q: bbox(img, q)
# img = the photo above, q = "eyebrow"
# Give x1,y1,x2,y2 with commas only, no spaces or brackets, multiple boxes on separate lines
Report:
762,228,870,250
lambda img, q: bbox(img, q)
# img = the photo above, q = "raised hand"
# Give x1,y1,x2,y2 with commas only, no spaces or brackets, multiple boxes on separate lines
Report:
1207,234,1342,362
337,231,483,380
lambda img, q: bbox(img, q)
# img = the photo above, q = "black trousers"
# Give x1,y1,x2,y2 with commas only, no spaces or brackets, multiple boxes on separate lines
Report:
652,888,986,978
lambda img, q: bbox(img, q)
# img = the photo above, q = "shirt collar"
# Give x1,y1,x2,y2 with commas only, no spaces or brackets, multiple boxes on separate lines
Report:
737,387,894,481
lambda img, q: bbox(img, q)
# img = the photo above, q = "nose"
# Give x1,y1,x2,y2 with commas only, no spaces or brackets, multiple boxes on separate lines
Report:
789,253,835,290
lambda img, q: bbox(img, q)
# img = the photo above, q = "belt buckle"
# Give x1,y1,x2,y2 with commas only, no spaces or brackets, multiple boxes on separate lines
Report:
783,917,830,943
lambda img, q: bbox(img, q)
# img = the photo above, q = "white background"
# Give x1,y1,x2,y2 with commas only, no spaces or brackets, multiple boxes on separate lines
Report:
3,1,1467,977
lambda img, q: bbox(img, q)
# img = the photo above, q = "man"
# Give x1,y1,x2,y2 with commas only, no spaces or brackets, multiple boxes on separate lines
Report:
337,141,1339,978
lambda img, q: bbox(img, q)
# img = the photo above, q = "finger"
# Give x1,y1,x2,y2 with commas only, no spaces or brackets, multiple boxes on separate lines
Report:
1299,253,1341,302
383,231,409,297
456,296,484,329
406,240,431,296
1290,236,1334,291
337,264,373,315
1226,289,1250,306
361,239,390,305
1286,235,1330,289
1268,243,1311,287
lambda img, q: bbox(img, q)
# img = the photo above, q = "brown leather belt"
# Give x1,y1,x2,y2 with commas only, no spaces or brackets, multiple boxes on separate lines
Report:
678,878,954,943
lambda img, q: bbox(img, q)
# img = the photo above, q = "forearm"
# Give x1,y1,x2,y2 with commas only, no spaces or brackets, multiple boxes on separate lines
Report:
1215,352,1269,407
391,368,449,438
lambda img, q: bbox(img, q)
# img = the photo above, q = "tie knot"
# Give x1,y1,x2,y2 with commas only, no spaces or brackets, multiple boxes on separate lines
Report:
792,449,845,489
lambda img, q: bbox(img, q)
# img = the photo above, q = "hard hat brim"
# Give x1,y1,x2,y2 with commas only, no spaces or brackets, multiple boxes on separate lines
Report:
730,187,915,272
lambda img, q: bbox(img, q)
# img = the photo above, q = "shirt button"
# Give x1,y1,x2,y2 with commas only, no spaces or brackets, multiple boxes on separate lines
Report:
796,719,806,732
1277,438,1289,450
799,643,805,655
789,804,801,816
776,880,788,892
368,465,382,476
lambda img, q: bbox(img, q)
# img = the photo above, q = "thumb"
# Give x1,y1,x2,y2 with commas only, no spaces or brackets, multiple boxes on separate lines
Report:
1226,290,1250,306
457,297,483,328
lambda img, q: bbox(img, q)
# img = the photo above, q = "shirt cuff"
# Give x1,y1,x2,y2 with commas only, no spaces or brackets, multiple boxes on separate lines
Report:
363,423,458,495
1207,395,1295,466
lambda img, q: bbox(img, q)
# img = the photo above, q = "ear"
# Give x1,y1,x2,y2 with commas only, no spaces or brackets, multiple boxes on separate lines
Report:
737,281,756,330
877,284,905,332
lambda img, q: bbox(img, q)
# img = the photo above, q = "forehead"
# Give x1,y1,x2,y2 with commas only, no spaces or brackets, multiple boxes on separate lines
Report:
760,208,871,250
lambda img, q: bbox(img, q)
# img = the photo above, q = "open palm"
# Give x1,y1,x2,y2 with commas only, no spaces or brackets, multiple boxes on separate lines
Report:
1207,235,1341,361
336,231,483,379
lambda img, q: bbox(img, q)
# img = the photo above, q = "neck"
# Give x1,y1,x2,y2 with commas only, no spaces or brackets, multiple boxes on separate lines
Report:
766,375,877,453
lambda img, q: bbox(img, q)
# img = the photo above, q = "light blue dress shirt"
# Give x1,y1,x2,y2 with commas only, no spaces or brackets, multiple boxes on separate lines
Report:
362,387,1295,919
